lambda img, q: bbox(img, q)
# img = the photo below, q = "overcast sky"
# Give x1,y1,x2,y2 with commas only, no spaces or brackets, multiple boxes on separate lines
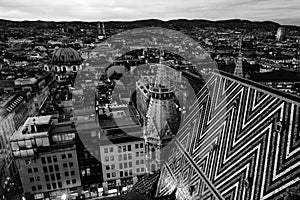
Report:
0,0,299,25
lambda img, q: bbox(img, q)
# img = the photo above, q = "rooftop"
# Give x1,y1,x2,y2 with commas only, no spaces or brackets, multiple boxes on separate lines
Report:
10,115,52,141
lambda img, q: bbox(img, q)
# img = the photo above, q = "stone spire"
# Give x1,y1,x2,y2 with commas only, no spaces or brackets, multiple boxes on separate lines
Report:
144,63,180,172
234,37,243,77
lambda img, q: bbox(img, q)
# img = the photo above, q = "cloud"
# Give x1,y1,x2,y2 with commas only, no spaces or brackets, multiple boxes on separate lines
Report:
0,0,299,25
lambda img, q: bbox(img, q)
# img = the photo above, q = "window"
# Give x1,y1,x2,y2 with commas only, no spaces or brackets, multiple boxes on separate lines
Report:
41,157,46,164
120,171,123,177
125,171,128,176
129,162,132,168
47,156,52,163
56,173,61,180
111,164,115,170
45,175,49,182
28,168,32,174
51,174,55,181
72,179,76,184
34,168,38,172
49,165,53,172
52,183,57,189
107,173,110,179
105,157,109,162
47,183,51,190
37,185,42,190
29,177,34,182
123,145,127,152
58,182,62,188
65,172,69,177
110,147,113,152
128,153,132,160
135,144,139,149
35,176,40,182
140,143,144,148
118,146,122,153
106,165,110,170
43,166,48,173
53,155,57,162
71,171,75,176
32,186,36,191
68,153,72,158
119,163,123,169
140,151,144,156
110,156,114,161
124,154,127,161
112,172,116,177
136,160,139,165
141,160,144,164
124,163,128,169
128,145,131,151
104,148,108,153
62,154,66,159
66,180,70,185
118,155,122,161
141,167,145,172
54,165,59,171
69,162,74,167
129,170,133,176
136,152,139,157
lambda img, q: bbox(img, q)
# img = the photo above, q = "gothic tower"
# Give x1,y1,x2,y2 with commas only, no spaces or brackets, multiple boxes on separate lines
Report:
144,63,181,173
96,22,106,42
234,37,243,77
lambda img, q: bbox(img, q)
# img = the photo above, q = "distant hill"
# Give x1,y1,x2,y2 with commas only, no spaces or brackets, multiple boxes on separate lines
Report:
0,18,299,30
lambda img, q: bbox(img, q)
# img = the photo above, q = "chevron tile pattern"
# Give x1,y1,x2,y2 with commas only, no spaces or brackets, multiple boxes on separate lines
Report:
156,72,300,200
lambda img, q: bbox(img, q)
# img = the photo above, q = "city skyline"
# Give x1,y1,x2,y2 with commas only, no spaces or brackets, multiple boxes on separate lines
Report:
0,0,299,26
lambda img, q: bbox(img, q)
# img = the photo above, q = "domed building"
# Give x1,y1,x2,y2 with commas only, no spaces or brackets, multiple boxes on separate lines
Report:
50,47,83,81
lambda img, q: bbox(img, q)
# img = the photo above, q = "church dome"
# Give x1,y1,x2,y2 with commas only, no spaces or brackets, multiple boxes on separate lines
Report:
52,47,82,66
